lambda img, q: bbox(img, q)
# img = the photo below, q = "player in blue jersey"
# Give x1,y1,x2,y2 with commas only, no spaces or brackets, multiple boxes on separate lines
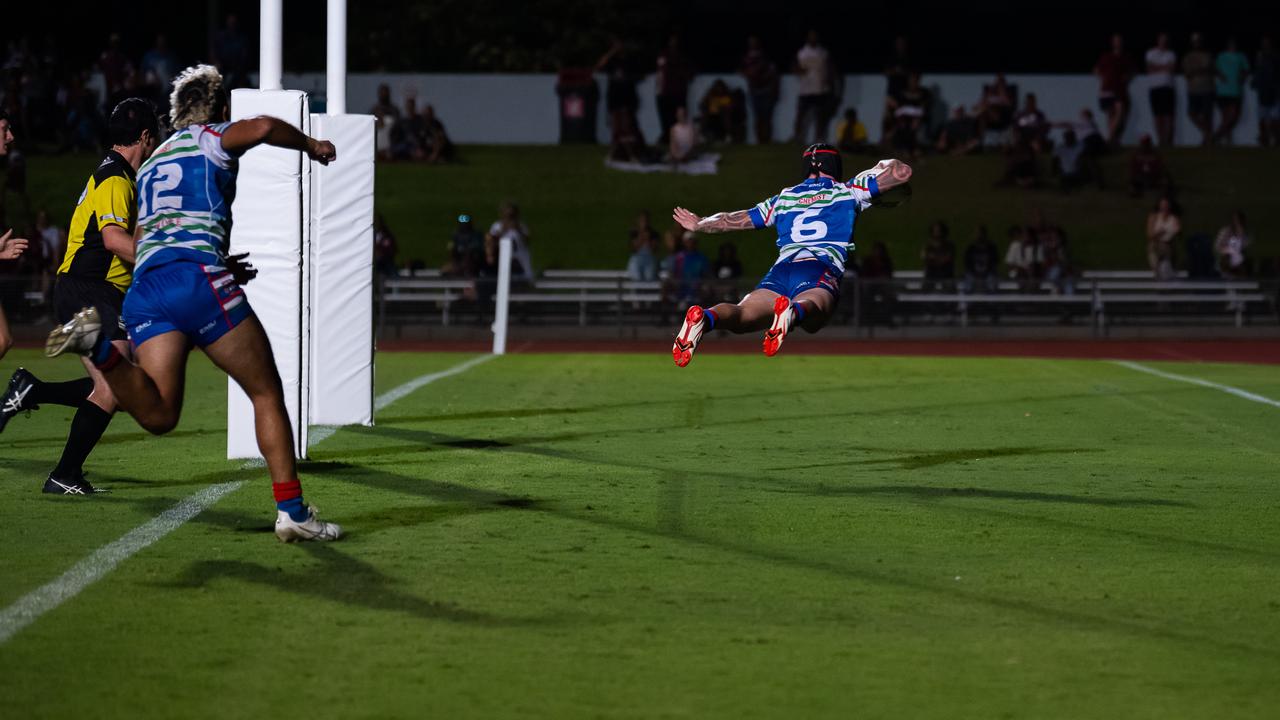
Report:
670,144,912,366
44,65,342,542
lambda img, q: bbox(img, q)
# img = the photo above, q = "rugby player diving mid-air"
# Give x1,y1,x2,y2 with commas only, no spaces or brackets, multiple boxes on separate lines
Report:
670,144,912,366
45,65,342,542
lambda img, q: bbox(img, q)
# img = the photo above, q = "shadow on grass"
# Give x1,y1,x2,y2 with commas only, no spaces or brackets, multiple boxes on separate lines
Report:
771,483,1190,508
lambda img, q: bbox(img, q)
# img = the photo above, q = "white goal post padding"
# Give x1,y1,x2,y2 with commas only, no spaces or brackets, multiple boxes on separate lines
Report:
227,89,310,459
308,113,375,426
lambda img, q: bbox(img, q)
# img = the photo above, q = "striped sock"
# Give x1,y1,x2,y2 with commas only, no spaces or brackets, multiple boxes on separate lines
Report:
273,479,308,522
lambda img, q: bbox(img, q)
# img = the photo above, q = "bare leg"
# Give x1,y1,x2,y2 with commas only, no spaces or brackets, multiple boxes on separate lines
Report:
707,289,780,333
200,315,296,485
792,288,837,333
102,331,190,434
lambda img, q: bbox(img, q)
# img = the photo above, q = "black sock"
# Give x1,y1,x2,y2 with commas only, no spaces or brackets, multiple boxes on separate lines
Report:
52,402,113,479
30,377,94,408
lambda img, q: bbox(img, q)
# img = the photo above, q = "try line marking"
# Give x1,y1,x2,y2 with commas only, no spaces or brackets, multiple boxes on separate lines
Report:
1112,360,1280,409
0,353,496,646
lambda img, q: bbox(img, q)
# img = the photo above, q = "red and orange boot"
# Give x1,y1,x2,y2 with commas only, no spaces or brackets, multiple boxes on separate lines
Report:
672,305,707,367
762,296,794,357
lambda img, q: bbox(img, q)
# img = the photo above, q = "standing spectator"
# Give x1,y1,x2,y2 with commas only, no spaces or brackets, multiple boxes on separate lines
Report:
963,225,999,294
793,30,835,144
921,221,955,292
1014,93,1049,151
597,37,643,150
1004,225,1041,291
1255,35,1279,147
445,214,484,279
836,108,872,153
1214,37,1251,145
655,35,692,146
699,80,735,144
140,34,180,111
213,14,251,89
1094,33,1134,146
486,202,533,281
1129,135,1171,196
34,208,63,305
1145,32,1178,147
369,84,399,161
884,36,914,105
1146,195,1181,279
978,73,1015,147
372,214,398,278
1214,211,1251,278
1182,32,1216,146
936,105,980,155
890,72,928,157
668,107,697,164
740,35,780,144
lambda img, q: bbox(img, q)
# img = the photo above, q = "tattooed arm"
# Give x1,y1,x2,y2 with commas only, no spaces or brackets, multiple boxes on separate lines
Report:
672,207,756,234
869,158,913,192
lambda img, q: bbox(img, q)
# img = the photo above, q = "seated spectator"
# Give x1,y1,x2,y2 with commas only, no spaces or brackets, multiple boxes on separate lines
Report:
936,105,980,155
668,106,698,164
608,110,650,162
978,73,1015,146
714,241,743,280
626,233,658,281
835,108,871,153
699,79,735,144
729,88,749,144
444,214,484,278
998,137,1039,188
1014,92,1049,151
1004,225,1042,290
1040,226,1074,294
963,225,999,294
421,105,455,163
1146,195,1181,279
1214,210,1251,278
373,213,398,278
392,97,426,161
921,221,955,292
486,202,533,281
858,241,897,326
1052,129,1087,191
1130,135,1171,197
630,210,658,250
671,231,709,309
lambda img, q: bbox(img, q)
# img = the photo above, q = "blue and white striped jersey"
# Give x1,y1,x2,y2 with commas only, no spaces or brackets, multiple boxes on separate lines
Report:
747,175,881,273
134,123,239,275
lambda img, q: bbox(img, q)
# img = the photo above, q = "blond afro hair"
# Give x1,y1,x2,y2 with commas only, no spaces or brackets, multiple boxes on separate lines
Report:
169,65,228,129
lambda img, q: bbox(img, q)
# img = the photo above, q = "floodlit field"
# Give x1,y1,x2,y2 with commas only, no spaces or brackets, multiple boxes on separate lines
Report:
1,348,1279,718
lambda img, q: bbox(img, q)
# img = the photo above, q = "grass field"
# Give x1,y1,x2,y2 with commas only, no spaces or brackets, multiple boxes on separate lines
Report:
1,348,1278,718
14,145,1280,275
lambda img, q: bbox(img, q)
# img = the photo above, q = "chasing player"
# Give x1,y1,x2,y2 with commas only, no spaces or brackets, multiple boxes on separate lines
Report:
1,100,157,495
670,144,912,366
45,65,342,541
0,111,30,362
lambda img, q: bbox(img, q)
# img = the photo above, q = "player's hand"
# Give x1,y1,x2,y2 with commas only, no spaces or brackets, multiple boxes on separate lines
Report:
0,228,29,260
227,252,258,285
307,139,337,165
672,207,702,232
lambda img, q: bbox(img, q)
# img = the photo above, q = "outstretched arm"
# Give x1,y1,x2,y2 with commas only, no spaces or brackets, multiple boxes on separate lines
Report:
672,207,755,234
871,158,913,192
220,116,338,165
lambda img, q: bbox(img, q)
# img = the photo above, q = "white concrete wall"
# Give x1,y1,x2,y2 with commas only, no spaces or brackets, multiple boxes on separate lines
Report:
281,72,1264,147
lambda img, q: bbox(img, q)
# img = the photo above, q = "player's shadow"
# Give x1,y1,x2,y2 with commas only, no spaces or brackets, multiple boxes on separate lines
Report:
163,543,551,627
772,445,1101,472
774,483,1190,508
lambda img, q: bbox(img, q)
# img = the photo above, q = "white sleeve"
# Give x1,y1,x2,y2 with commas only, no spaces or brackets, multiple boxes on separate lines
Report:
196,122,236,169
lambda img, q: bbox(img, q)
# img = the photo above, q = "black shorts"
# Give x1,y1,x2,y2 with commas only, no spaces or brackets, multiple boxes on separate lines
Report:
1216,95,1242,111
1188,92,1214,117
1149,86,1176,116
53,274,127,342
1099,95,1127,113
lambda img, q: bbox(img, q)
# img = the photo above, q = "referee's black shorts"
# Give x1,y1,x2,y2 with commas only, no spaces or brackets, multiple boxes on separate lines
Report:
53,274,127,343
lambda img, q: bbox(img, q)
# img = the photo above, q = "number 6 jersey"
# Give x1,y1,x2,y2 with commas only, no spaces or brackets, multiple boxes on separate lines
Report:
134,123,239,276
747,175,881,274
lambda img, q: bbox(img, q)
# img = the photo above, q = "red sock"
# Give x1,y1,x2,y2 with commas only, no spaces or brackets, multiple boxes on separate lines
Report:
272,479,303,502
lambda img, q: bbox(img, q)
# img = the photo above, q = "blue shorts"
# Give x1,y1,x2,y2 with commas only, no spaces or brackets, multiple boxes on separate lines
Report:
756,259,842,299
124,261,254,348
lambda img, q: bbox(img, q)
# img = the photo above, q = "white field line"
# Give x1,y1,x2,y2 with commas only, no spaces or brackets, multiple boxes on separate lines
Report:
0,354,496,645
1112,360,1280,410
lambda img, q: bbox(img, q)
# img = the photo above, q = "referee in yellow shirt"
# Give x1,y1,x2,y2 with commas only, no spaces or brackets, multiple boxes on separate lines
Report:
0,99,158,494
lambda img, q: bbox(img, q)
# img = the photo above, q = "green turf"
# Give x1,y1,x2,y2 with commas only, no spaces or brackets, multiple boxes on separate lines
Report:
1,349,1278,718
16,145,1280,276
